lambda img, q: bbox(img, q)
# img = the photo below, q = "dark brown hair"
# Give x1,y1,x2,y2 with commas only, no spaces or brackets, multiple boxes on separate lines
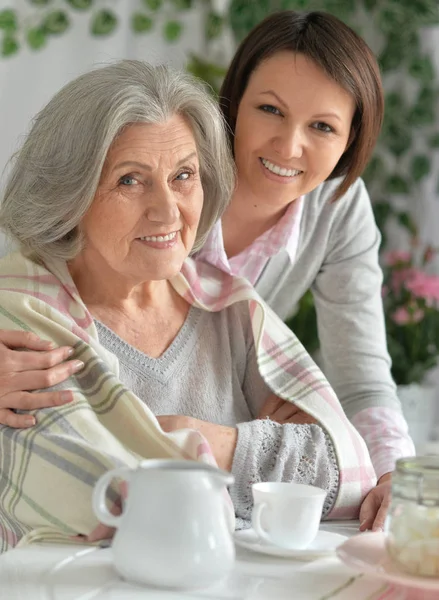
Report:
219,11,384,201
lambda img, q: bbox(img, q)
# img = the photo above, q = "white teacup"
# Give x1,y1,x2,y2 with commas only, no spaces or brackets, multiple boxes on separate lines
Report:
252,482,327,550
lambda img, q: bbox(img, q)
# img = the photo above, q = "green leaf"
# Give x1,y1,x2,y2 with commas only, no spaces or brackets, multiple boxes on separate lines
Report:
385,175,410,195
163,21,182,42
381,122,412,157
429,133,439,148
409,55,435,81
363,155,386,183
372,200,394,234
205,12,223,40
0,9,17,32
385,92,405,113
379,42,405,72
66,0,93,9
379,31,419,72
397,211,418,237
1,34,19,57
27,27,47,50
378,5,408,34
363,0,378,11
169,0,193,9
285,291,319,356
229,0,271,43
29,0,52,5
397,0,439,26
142,0,162,11
322,0,356,19
280,0,310,8
411,154,431,182
186,53,227,96
43,10,70,35
408,103,435,126
131,13,153,34
91,10,118,36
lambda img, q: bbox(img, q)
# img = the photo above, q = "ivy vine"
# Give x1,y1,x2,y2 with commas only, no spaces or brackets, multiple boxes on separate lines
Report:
0,0,225,55
1,0,439,356
1,0,438,232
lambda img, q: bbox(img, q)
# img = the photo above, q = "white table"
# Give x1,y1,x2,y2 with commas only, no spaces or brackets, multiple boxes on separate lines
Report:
0,522,395,600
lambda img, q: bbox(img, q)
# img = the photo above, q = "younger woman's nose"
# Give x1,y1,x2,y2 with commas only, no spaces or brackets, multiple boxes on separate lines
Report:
273,126,304,160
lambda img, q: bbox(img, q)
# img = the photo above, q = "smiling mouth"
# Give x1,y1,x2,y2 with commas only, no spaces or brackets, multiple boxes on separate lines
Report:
260,158,303,178
137,231,178,242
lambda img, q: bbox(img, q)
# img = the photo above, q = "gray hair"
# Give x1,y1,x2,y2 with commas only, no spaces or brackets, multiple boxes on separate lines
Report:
0,60,235,262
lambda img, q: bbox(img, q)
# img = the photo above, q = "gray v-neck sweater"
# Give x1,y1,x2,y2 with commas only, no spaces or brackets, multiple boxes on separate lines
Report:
95,302,338,528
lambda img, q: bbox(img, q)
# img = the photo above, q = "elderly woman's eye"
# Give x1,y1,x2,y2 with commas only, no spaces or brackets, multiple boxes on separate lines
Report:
175,170,193,181
119,175,138,186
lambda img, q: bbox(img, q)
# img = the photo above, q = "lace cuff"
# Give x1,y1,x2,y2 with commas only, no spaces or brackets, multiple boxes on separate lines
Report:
231,419,339,528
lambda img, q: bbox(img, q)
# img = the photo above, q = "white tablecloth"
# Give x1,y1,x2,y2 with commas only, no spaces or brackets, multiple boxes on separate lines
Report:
0,522,399,600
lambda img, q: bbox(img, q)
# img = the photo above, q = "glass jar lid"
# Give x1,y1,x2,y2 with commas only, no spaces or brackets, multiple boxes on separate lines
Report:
394,456,439,506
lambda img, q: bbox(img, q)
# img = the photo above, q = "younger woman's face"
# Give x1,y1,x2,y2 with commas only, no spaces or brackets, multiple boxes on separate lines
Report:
233,51,356,209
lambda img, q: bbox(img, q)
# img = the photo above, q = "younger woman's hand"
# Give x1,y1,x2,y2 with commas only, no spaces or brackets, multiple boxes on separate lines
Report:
258,393,318,425
359,473,392,532
0,330,83,428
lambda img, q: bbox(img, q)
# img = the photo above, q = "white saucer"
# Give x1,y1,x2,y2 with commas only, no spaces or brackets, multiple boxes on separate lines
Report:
234,528,347,560
337,532,439,599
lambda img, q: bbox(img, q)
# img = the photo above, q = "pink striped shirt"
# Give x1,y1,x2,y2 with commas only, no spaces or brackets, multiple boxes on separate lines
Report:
197,198,304,284
197,199,414,480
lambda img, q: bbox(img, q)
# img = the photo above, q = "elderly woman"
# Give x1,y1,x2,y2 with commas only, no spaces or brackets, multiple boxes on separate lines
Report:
0,60,375,552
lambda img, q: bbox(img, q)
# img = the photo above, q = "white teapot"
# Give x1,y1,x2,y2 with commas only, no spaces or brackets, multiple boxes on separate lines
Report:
93,459,235,589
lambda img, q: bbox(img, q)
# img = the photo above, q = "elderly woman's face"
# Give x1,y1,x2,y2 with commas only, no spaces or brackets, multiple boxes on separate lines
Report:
79,116,203,284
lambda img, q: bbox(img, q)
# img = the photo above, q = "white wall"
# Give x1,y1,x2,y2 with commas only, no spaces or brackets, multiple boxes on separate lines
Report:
419,27,439,249
0,0,205,183
0,1,207,255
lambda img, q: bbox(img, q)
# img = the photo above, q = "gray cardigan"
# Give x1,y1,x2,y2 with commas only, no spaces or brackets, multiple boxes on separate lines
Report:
253,176,402,421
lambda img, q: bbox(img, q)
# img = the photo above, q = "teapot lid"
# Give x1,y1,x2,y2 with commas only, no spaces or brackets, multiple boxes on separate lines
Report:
138,459,234,485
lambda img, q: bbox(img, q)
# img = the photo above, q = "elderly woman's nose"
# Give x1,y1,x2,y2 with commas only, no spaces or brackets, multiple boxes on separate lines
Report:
146,189,180,223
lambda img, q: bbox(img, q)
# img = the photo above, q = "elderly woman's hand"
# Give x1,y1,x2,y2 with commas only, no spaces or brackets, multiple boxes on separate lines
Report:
157,415,238,472
359,472,392,532
258,393,318,425
0,330,82,428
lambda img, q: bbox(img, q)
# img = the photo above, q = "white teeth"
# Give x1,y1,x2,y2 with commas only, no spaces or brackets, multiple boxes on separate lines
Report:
139,232,177,242
261,158,301,177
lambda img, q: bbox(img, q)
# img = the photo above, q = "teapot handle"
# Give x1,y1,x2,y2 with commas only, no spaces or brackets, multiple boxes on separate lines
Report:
92,466,131,528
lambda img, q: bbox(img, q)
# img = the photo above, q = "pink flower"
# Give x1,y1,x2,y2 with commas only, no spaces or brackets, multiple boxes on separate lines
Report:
384,250,411,267
392,307,410,325
405,272,439,303
391,268,416,293
392,306,424,325
411,308,424,323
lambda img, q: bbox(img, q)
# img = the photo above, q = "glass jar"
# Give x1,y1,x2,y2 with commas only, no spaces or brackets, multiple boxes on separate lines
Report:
385,456,439,577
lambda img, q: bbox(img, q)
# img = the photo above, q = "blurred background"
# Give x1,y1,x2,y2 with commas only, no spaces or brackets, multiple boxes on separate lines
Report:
0,0,439,448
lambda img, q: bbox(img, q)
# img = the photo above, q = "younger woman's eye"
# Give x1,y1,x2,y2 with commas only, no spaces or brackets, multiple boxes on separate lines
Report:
119,174,138,186
312,122,334,133
258,104,282,116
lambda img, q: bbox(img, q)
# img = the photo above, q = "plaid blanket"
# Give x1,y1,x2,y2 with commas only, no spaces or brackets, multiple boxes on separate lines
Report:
0,252,376,552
